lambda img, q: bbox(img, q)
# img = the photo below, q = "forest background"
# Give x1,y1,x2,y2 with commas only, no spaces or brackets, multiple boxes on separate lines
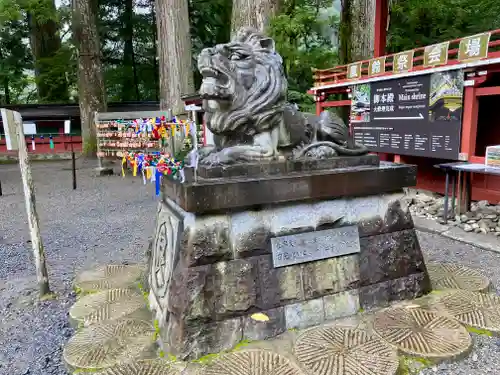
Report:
0,0,499,153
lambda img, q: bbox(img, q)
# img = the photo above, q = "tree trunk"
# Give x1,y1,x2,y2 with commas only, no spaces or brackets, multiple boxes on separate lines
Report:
150,1,159,101
230,0,282,37
72,0,107,156
348,0,376,61
121,0,140,101
155,0,194,115
27,0,69,102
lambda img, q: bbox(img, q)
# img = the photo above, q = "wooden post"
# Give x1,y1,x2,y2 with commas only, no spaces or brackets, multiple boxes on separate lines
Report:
1,109,52,297
71,137,77,190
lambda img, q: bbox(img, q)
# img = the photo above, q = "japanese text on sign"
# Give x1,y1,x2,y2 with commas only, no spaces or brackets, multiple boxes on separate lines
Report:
424,42,449,67
458,32,490,61
369,57,386,76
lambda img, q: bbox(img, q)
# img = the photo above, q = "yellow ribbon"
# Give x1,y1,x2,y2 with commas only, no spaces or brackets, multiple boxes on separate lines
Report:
146,167,152,180
133,161,137,177
121,156,126,177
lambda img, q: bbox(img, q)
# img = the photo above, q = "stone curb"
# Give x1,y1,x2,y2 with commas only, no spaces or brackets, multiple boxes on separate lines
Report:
0,152,82,163
414,216,500,254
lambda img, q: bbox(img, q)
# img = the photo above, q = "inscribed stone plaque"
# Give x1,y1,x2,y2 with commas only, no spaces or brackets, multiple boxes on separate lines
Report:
271,226,360,268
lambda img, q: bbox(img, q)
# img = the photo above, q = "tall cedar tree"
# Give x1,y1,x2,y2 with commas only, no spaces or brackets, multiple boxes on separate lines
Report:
72,0,107,155
155,0,194,115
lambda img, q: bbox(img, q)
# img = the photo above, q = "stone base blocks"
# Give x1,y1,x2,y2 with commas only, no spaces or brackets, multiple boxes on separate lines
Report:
148,158,431,360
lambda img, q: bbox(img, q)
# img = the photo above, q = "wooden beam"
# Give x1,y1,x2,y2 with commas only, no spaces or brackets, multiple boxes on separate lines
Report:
476,86,500,96
320,100,351,107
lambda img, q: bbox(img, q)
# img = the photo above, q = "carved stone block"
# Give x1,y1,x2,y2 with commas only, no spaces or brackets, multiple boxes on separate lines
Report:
148,182,430,360
359,229,426,286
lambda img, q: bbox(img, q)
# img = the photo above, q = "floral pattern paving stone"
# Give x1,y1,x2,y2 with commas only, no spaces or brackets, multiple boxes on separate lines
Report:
75,264,144,293
93,359,181,375
204,350,304,375
372,306,472,359
294,326,399,375
63,318,154,372
427,263,491,292
436,289,500,333
69,288,146,327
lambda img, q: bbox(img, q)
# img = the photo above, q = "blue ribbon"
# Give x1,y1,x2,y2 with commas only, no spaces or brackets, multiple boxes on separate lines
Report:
155,169,161,196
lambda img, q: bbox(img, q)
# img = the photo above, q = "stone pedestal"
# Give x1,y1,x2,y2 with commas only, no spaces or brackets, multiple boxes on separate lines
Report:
147,156,431,360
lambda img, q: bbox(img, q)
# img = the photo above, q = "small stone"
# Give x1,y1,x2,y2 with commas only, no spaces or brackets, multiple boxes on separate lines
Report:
467,219,477,224
480,228,487,234
472,353,478,361
477,200,490,209
455,215,462,222
472,223,480,229
496,227,500,232
418,194,434,203
460,214,468,222
464,224,473,232
485,214,497,220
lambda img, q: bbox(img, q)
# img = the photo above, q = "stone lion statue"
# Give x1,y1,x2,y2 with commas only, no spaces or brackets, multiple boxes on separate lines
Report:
195,27,368,165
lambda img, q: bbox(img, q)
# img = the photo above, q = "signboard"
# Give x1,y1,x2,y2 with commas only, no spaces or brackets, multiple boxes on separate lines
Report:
424,42,449,67
64,120,71,134
185,104,202,111
486,145,500,167
458,32,490,62
23,123,37,135
393,50,414,73
347,62,362,80
271,226,360,268
368,57,386,76
351,70,464,159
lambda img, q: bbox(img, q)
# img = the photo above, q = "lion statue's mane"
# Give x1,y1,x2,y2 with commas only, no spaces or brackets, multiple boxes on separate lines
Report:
200,27,287,137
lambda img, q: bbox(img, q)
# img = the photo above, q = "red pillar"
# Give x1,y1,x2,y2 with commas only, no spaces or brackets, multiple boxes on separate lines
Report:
316,99,322,116
461,85,479,160
374,0,388,58
374,0,390,161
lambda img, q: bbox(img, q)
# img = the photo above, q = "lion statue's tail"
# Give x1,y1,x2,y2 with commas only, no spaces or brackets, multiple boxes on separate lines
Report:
298,110,369,157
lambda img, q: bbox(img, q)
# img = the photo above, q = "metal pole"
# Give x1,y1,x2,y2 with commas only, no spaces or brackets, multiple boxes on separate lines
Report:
0,179,2,196
71,136,77,190
443,171,450,223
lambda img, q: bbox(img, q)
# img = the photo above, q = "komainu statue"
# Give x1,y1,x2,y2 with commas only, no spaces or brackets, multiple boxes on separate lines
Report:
196,27,368,165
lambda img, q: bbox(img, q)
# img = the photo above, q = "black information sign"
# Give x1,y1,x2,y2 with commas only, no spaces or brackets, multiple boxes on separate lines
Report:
350,70,464,159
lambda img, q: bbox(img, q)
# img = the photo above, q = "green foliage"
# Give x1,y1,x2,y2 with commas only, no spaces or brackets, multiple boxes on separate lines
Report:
268,0,338,113
189,0,232,89
388,0,500,53
0,0,72,103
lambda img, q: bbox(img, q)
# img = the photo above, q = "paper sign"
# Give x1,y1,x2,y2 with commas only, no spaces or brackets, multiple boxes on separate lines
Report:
23,123,37,135
185,104,202,111
1,108,19,150
64,119,71,134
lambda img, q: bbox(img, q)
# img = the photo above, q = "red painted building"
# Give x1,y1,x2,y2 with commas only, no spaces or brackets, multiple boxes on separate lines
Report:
0,102,161,156
310,0,500,202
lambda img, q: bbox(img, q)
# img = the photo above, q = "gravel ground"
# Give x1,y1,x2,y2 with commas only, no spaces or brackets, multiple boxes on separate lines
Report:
1,159,500,375
0,159,157,375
